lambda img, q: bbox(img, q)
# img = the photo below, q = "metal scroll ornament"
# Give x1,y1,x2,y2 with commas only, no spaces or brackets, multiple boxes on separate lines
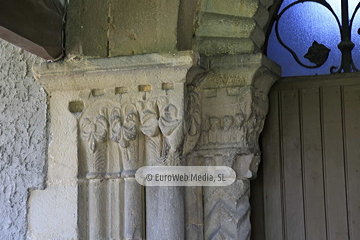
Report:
304,41,331,66
274,0,360,73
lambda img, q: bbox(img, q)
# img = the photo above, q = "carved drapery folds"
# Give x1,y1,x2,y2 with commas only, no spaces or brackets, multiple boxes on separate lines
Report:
78,93,200,239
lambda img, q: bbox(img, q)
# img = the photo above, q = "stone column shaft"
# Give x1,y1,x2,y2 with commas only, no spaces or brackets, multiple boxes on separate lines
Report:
88,179,108,239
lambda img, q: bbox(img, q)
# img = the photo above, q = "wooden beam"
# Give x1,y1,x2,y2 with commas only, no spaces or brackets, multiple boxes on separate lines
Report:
0,0,64,61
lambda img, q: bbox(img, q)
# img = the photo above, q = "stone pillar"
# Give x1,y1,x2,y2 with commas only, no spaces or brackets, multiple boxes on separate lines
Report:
27,51,207,239
187,54,281,240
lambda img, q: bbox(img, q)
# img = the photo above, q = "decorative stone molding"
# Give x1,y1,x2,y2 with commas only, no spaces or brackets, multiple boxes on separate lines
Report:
28,51,208,239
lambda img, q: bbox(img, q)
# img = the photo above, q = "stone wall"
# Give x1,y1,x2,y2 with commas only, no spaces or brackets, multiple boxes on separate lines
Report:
0,39,46,239
66,0,186,57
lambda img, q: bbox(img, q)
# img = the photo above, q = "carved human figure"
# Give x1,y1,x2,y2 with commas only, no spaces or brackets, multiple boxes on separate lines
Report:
254,106,266,142
158,100,183,165
186,91,201,136
136,98,161,166
81,108,108,178
158,97,183,163
220,115,233,144
231,113,245,144
245,111,259,148
208,117,221,144
110,106,139,171
137,99,160,138
198,118,209,146
121,109,139,170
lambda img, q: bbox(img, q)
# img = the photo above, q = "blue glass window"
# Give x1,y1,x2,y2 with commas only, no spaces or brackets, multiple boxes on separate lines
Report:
267,0,360,77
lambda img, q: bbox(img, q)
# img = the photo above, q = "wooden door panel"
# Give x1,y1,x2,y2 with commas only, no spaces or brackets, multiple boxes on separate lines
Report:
262,90,283,240
343,85,360,239
321,86,348,240
253,75,360,240
281,89,306,240
301,88,326,240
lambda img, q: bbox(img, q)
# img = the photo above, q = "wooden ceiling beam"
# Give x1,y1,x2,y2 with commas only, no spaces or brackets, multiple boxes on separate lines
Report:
0,0,64,61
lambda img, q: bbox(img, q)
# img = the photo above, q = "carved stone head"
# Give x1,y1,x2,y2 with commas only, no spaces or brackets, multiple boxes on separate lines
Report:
223,115,233,131
209,117,221,131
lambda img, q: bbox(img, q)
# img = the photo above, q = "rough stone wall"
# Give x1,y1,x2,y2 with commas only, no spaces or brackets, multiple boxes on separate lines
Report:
0,39,46,239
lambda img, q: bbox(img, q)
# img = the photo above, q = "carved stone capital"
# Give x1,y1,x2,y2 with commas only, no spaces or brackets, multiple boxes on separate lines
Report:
184,53,280,240
190,54,280,175
30,51,208,239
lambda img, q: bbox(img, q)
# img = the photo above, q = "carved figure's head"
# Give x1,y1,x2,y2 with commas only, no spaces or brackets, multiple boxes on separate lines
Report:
163,104,177,121
235,113,245,126
209,117,221,130
223,115,233,130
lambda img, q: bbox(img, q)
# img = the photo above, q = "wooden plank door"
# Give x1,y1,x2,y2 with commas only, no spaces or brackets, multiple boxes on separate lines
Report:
251,73,360,240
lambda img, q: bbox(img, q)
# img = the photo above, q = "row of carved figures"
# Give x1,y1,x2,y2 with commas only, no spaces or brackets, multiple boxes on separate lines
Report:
79,97,187,239
197,108,266,148
80,97,184,179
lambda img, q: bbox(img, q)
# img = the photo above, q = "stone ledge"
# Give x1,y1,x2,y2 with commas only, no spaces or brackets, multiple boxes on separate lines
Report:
33,51,203,93
210,53,281,72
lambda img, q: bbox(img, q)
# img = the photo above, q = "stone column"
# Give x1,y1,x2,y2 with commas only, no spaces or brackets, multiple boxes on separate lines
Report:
27,51,207,239
187,54,281,240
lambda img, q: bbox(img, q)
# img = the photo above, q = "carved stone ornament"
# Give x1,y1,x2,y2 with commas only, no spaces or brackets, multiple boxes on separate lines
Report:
28,51,280,240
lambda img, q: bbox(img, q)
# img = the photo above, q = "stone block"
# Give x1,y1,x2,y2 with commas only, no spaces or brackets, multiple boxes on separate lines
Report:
66,0,110,57
108,0,180,56
27,184,78,239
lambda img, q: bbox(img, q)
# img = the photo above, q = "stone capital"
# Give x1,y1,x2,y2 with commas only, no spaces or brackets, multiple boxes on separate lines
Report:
189,53,280,179
28,51,208,239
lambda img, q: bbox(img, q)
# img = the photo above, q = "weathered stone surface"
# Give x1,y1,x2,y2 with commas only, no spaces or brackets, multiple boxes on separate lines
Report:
198,0,260,17
204,179,251,239
27,90,80,239
194,0,271,55
65,0,273,58
194,37,258,55
109,0,180,57
3,0,285,238
65,0,275,58
29,51,207,239
33,51,201,92
66,0,110,57
27,185,78,239
66,0,181,57
146,186,185,239
177,0,198,51
0,39,46,240
187,53,280,240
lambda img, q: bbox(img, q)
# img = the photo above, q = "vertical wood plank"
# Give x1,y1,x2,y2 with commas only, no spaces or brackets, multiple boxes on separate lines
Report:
301,88,327,240
281,89,305,240
262,90,283,240
343,85,360,239
321,86,349,239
